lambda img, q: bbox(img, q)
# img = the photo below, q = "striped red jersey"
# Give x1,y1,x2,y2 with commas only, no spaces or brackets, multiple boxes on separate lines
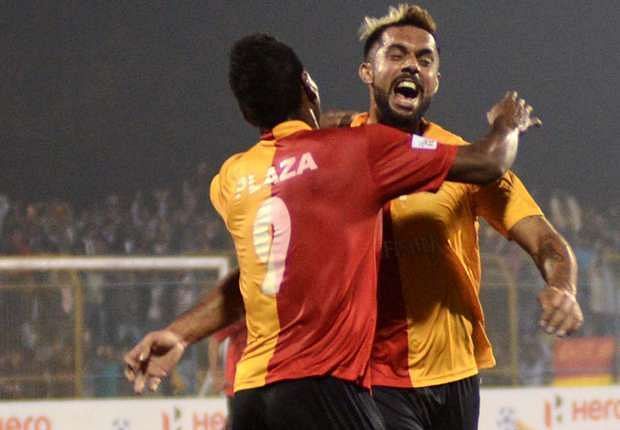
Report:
210,120,456,391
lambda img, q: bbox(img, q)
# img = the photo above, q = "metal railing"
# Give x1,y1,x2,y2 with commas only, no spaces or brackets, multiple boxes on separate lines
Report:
0,253,617,399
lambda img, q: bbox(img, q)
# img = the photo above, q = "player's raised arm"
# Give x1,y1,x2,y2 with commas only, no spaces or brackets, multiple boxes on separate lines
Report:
123,269,243,394
364,91,540,201
447,91,541,184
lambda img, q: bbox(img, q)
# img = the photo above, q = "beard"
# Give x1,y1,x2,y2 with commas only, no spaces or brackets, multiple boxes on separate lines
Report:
373,85,431,133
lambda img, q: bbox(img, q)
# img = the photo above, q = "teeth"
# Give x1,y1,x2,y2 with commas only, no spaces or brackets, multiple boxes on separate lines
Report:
397,81,418,90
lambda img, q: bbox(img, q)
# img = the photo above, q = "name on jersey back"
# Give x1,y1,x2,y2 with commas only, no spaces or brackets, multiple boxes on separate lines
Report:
235,152,318,200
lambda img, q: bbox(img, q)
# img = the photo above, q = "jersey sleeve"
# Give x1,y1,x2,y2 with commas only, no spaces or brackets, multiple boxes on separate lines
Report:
364,124,457,201
209,174,227,221
472,170,544,237
210,154,242,224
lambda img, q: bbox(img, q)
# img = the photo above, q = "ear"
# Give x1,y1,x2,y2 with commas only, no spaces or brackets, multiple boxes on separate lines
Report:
301,70,319,104
432,72,440,96
358,62,374,85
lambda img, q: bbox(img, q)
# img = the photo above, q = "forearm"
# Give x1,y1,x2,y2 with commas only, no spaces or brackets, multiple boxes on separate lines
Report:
448,123,519,184
207,337,222,373
532,233,577,294
166,269,243,345
510,216,577,294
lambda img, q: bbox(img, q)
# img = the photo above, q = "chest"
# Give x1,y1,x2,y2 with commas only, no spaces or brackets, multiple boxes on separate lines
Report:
389,182,475,235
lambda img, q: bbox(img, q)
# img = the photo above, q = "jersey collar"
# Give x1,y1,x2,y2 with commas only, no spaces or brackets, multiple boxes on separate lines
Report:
261,120,313,141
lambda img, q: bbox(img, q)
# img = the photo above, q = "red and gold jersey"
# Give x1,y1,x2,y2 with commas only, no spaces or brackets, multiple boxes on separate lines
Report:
212,320,247,397
210,120,456,392
350,115,544,388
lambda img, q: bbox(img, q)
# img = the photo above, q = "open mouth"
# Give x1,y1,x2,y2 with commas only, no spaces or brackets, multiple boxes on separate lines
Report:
391,79,421,110
394,81,419,99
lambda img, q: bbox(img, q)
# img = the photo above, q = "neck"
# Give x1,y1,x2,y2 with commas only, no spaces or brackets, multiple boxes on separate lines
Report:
289,105,319,129
368,105,427,135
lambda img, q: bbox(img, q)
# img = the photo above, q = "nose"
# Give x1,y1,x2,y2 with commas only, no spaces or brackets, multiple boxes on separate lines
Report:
401,56,419,75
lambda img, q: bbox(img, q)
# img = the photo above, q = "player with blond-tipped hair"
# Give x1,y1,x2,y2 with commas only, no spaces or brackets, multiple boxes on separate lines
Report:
345,4,583,430
124,29,543,429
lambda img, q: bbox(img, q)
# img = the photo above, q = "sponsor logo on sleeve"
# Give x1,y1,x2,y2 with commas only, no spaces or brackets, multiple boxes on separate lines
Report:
411,135,437,150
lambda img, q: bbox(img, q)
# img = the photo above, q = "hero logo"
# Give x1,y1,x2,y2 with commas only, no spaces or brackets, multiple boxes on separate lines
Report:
235,152,318,199
161,407,226,430
0,416,51,430
545,394,620,428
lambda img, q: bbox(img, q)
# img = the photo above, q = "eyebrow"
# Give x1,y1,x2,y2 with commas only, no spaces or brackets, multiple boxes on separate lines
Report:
385,43,435,57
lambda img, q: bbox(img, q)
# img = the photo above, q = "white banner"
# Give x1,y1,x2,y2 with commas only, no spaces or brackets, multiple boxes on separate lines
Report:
0,397,227,430
481,386,620,430
2,386,620,430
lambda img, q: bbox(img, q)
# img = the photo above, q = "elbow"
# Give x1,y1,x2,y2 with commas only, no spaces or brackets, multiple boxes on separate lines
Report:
478,159,507,184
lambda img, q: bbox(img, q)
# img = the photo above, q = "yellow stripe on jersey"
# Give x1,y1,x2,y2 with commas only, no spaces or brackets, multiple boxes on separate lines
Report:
350,112,545,389
210,138,281,391
396,122,542,387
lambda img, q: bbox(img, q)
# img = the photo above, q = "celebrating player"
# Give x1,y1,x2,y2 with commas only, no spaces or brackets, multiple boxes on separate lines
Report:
344,5,582,430
124,33,539,429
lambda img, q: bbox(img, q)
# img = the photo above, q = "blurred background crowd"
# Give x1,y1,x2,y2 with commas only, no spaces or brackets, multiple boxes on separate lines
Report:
1,174,619,399
0,163,230,257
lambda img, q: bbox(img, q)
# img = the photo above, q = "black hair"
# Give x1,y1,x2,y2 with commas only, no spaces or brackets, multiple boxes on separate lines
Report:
229,33,304,129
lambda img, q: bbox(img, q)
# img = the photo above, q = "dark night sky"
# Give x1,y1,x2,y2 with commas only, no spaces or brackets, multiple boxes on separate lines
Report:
2,1,619,208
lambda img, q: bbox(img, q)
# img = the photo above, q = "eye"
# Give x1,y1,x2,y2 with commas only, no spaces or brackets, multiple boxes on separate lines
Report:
418,57,433,67
388,53,403,61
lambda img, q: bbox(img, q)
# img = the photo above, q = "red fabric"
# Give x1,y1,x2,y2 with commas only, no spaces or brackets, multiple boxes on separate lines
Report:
213,320,247,396
370,204,412,387
260,124,456,388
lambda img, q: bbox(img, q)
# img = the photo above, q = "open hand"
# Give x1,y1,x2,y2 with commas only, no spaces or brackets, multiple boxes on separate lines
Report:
123,330,187,394
487,91,542,133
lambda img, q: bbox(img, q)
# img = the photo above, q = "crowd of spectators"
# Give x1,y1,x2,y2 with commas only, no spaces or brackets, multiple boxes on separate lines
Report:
480,190,620,385
1,180,619,397
0,163,230,257
0,163,228,398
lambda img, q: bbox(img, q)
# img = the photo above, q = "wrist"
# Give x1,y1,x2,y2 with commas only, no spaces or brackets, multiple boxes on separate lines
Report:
491,117,518,134
546,283,576,296
166,325,192,348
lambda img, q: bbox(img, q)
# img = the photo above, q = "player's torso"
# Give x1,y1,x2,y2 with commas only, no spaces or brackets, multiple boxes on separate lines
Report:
223,123,383,391
372,124,490,388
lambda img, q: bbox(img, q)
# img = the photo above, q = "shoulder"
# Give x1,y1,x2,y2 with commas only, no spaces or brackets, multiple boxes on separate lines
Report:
216,152,246,181
308,123,407,146
360,123,410,145
423,122,470,146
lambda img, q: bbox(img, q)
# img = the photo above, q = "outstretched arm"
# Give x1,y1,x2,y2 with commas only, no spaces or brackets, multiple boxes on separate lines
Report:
509,216,583,336
123,269,243,394
448,92,541,185
167,269,243,344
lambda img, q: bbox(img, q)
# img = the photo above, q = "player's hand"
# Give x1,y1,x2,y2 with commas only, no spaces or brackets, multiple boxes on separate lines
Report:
123,329,187,394
487,91,542,133
537,285,583,337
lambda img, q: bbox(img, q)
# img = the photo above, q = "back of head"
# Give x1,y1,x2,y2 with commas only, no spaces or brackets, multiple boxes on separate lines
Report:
359,4,438,60
229,33,304,129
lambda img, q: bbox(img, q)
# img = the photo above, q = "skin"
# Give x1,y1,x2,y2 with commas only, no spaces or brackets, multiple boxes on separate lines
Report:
359,26,440,132
358,24,582,335
123,41,547,393
124,75,321,394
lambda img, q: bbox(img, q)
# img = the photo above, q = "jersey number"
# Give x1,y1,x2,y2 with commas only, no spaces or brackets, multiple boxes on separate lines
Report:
252,197,291,295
